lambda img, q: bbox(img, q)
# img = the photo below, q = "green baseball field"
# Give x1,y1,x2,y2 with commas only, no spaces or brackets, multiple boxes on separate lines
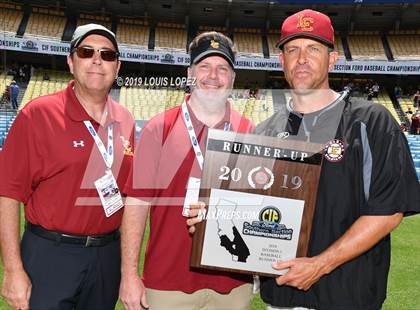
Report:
0,213,419,310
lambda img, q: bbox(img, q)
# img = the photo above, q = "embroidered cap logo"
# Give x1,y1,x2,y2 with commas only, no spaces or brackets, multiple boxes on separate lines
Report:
210,40,220,49
297,14,314,32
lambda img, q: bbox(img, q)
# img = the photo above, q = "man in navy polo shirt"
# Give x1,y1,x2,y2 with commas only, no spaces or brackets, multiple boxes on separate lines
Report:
0,24,134,310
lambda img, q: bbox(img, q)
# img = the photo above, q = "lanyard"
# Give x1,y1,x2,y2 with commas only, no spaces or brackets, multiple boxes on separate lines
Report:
83,121,114,169
181,100,230,171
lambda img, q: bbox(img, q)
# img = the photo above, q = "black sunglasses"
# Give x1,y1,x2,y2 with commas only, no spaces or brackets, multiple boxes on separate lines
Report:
73,46,119,61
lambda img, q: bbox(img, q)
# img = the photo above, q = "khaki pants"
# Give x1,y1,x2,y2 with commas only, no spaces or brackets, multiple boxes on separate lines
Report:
145,283,253,310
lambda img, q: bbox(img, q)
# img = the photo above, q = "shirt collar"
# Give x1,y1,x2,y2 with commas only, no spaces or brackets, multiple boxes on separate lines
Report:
286,90,348,118
65,80,124,124
184,94,231,130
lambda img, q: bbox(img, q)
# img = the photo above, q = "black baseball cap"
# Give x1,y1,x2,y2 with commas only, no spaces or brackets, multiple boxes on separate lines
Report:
190,37,235,68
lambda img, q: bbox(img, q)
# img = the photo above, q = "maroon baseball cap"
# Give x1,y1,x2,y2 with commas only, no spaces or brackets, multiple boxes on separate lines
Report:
278,9,334,49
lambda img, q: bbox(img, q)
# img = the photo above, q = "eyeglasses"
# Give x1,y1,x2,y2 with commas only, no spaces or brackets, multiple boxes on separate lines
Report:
72,46,119,61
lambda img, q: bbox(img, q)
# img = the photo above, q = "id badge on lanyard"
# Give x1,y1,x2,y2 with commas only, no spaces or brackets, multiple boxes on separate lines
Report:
84,121,123,217
181,101,231,217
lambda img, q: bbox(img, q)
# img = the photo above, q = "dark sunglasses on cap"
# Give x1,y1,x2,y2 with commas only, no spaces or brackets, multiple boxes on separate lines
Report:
72,46,119,61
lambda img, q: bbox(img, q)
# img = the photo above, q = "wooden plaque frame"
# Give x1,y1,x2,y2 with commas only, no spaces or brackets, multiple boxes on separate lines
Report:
190,129,324,276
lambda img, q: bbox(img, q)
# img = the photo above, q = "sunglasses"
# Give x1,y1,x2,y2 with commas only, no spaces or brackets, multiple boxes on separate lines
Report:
73,46,119,61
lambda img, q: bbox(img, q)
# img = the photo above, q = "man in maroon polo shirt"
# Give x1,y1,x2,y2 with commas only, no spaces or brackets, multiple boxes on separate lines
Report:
119,32,255,310
0,24,134,310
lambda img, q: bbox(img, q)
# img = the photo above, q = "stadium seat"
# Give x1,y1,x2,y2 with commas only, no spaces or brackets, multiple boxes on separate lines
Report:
234,28,263,56
20,70,72,109
347,32,386,59
117,20,149,47
356,91,402,124
155,23,187,51
25,10,66,39
0,4,23,34
388,33,420,60
229,90,274,125
119,86,184,120
77,13,112,29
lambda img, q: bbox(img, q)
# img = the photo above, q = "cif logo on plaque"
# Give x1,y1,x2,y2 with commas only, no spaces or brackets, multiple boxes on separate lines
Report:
260,206,281,223
243,206,294,241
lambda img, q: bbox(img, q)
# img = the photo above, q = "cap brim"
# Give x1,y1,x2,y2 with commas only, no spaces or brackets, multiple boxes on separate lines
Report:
193,50,235,68
277,33,334,49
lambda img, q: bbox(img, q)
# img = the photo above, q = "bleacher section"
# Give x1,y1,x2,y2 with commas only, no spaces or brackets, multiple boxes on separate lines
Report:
2,4,420,63
119,86,274,125
24,8,66,39
372,91,401,123
116,18,149,47
230,90,274,125
233,28,263,57
120,87,183,120
155,22,187,51
0,2,23,34
387,30,420,60
352,91,401,124
0,73,14,101
267,30,280,58
0,112,16,148
20,70,72,110
334,34,345,58
347,31,386,59
77,13,112,29
399,96,416,115
407,135,420,181
198,26,228,35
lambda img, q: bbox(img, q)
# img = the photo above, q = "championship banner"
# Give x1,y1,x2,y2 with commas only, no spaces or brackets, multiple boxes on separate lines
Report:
1,33,420,74
190,129,325,276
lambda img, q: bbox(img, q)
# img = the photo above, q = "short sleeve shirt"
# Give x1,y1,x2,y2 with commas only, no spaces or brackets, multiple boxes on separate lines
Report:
0,81,135,235
125,97,256,293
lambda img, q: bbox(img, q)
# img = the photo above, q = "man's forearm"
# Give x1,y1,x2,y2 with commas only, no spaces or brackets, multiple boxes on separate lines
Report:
0,197,24,272
120,197,150,277
317,213,403,275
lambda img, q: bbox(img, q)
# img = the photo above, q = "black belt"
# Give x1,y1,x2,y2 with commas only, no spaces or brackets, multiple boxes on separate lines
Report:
26,222,120,247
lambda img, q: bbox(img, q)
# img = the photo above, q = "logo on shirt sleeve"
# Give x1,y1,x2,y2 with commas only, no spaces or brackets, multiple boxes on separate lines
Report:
120,136,134,156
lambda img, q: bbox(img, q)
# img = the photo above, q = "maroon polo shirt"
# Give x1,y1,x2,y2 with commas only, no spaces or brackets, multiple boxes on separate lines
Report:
0,80,135,235
125,97,255,294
